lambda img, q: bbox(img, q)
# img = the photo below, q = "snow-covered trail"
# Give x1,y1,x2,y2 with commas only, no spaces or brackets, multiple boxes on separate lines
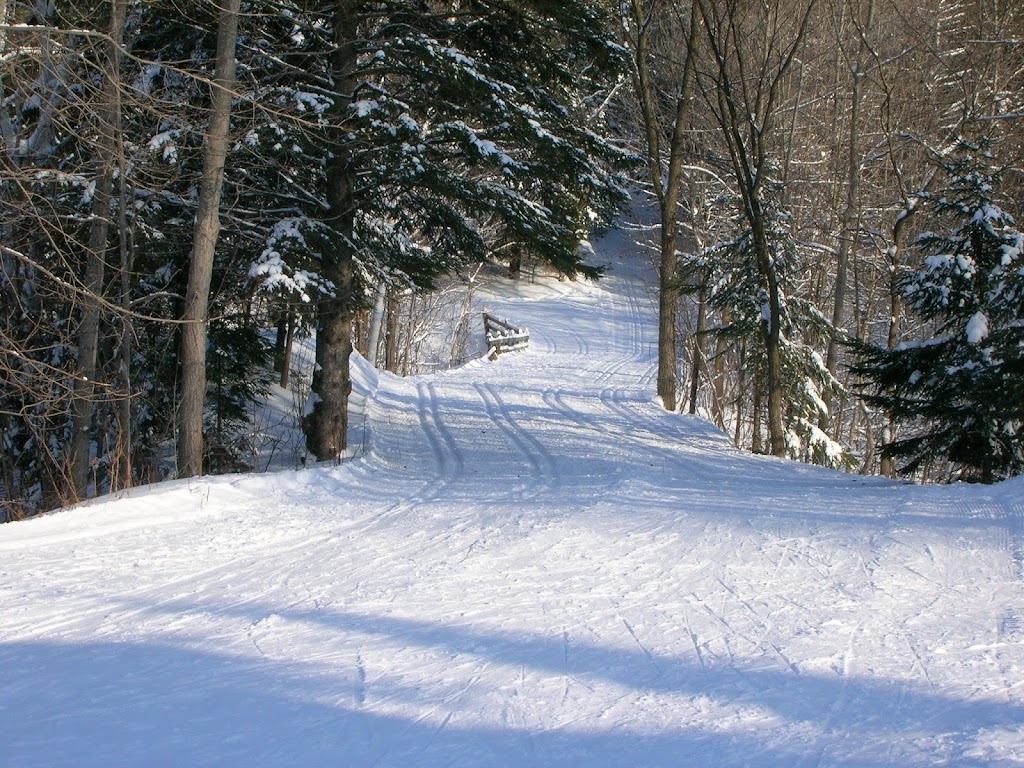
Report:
2,227,1023,767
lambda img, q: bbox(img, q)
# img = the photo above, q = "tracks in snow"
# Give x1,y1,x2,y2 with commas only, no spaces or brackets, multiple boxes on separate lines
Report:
6,237,1024,768
473,382,559,500
417,381,466,482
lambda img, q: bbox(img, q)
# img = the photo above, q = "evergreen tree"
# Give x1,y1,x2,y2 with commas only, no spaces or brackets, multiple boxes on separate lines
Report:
241,1,632,461
687,185,850,468
854,143,1024,482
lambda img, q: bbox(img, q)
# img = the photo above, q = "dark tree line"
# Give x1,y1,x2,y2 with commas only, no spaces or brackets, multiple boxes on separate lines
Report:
3,0,1022,521
1,0,629,519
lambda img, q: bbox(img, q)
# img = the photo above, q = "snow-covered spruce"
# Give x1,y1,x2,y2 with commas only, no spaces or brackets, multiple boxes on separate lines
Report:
855,143,1024,482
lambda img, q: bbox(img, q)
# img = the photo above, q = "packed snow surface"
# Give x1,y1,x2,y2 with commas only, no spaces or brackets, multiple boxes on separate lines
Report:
2,227,1024,767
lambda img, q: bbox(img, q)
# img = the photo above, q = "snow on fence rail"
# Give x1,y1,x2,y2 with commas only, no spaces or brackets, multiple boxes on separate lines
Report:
483,313,529,359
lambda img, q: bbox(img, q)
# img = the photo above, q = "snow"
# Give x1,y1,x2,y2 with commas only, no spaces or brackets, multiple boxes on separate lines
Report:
351,99,381,118
147,130,179,163
398,113,419,133
974,203,1009,225
803,379,829,417
293,91,330,116
2,227,1024,767
439,47,476,68
470,135,516,170
250,218,338,303
967,311,990,344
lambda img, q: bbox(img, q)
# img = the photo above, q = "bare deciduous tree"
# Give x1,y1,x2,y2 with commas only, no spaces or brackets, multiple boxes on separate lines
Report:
695,0,820,457
622,0,702,412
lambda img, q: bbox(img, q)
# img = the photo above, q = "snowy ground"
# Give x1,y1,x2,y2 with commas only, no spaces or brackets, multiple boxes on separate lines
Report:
2,226,1023,767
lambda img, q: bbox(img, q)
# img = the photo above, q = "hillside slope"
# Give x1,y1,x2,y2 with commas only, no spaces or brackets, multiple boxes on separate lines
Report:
1,226,1023,767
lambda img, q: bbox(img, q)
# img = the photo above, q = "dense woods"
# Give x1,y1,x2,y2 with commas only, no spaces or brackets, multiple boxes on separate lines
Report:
623,0,1024,479
2,0,1022,519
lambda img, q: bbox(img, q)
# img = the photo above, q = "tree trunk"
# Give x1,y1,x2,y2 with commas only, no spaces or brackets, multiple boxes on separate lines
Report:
177,0,240,478
751,378,763,454
508,249,522,280
626,0,701,412
823,0,874,434
656,228,679,411
696,0,815,458
733,339,746,446
712,309,731,430
385,289,401,374
753,216,787,457
69,0,127,499
875,166,938,476
366,282,387,367
281,310,296,390
688,280,708,414
304,1,360,462
274,310,288,374
111,173,134,492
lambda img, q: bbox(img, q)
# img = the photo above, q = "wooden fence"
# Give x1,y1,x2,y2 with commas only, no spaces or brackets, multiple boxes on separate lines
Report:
483,313,529,359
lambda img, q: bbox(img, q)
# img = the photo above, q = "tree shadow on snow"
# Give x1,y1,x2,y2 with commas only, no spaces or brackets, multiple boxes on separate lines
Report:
5,599,1016,767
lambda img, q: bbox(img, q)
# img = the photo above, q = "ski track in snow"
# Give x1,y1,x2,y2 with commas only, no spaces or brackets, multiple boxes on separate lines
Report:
2,226,1024,767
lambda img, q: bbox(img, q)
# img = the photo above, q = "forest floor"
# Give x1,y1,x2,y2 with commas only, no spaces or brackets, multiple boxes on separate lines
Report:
1,223,1023,767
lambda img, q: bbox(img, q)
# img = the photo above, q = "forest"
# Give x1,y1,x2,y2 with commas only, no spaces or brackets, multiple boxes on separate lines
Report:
2,0,1023,520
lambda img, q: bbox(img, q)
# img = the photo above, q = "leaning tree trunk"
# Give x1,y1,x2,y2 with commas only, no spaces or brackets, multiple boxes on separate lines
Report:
177,0,240,478
304,1,361,462
696,0,816,458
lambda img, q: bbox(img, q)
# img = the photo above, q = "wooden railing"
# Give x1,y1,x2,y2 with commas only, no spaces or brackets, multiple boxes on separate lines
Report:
483,313,529,359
